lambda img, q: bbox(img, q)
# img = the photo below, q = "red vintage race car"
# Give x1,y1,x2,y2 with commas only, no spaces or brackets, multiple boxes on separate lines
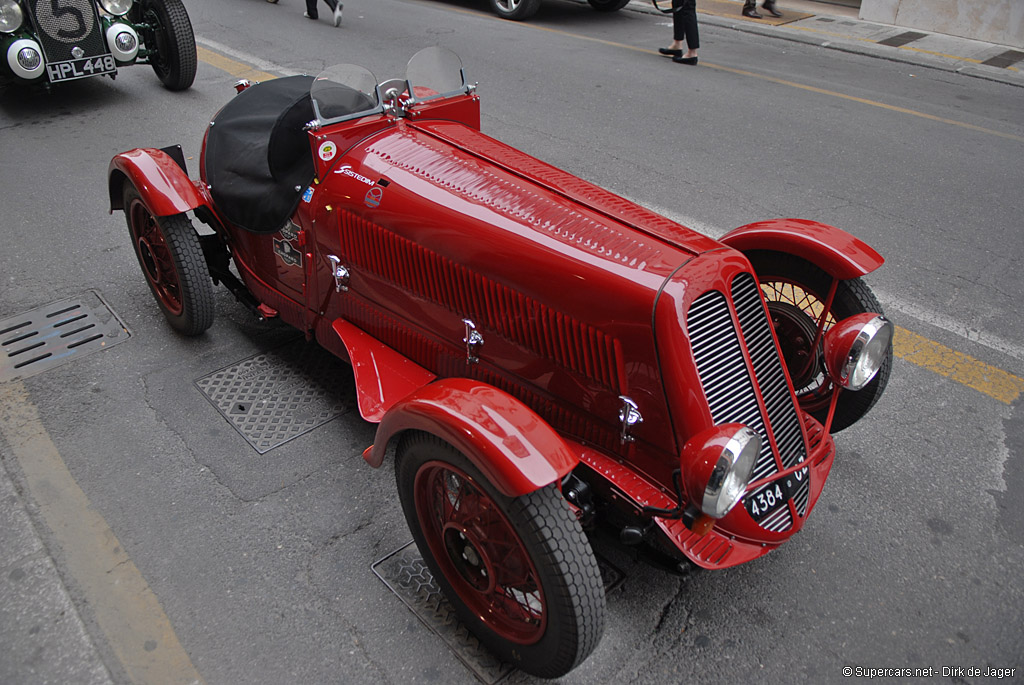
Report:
107,48,892,678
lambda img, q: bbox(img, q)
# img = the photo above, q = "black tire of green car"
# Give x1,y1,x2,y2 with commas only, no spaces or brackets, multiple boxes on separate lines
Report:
395,432,605,678
488,0,542,21
748,250,892,433
123,184,214,336
588,0,632,11
141,0,197,91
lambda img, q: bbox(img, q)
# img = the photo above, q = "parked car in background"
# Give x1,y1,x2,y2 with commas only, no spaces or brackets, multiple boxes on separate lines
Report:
0,0,196,90
488,0,631,20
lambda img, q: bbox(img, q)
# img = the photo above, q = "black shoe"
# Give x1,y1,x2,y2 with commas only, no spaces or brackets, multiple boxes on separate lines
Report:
672,56,698,65
659,47,683,57
762,2,782,17
742,8,762,18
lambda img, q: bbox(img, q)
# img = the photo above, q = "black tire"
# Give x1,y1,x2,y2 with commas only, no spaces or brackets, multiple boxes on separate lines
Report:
588,0,631,11
488,0,542,21
123,183,214,336
747,251,892,433
140,0,197,91
395,433,605,678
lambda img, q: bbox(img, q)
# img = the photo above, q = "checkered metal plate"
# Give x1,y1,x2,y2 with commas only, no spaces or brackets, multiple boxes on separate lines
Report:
195,339,354,453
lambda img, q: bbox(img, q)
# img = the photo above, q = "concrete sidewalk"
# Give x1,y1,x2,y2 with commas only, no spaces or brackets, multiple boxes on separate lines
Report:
630,0,1024,88
0,453,114,685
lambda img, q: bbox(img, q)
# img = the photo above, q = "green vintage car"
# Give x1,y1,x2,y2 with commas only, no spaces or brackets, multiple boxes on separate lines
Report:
0,0,195,90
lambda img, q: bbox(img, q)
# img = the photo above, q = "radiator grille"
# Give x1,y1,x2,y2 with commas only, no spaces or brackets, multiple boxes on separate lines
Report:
29,0,107,62
731,273,810,516
687,277,812,532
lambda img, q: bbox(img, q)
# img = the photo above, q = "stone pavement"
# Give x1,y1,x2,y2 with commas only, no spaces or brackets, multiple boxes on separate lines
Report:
630,0,1024,88
0,453,114,685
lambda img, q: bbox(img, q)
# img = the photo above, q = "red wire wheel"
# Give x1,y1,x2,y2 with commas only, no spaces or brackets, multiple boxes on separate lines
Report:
414,460,547,643
123,183,213,336
748,251,892,432
395,433,604,678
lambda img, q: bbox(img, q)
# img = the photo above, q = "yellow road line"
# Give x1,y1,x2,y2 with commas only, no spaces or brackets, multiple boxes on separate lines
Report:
197,45,277,82
0,382,204,685
894,326,1024,404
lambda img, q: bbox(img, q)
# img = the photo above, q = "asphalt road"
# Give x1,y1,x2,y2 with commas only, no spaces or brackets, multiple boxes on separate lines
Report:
1,1,1022,683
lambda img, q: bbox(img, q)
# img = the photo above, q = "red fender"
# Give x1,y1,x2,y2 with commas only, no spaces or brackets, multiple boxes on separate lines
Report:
332,319,436,422
719,219,883,280
108,148,209,217
362,377,579,498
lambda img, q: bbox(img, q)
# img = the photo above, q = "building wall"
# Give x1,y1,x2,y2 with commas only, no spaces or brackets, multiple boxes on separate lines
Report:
860,0,1024,49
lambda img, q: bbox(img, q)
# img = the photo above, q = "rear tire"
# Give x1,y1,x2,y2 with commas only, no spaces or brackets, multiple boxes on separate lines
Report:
141,0,197,91
395,433,605,678
488,0,542,20
748,251,891,432
123,184,214,336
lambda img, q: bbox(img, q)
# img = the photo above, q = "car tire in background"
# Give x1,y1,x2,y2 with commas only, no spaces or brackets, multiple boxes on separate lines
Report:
140,0,197,91
488,0,542,20
588,0,632,11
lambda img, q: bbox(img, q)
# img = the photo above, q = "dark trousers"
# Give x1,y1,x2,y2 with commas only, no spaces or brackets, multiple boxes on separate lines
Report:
305,0,338,18
673,0,699,50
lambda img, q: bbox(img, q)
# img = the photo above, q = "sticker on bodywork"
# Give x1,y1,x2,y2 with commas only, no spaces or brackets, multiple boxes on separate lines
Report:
273,238,302,268
364,186,383,208
318,141,337,162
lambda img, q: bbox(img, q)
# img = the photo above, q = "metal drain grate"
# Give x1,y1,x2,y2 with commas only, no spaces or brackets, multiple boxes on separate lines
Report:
195,338,354,453
877,31,928,48
0,291,130,382
373,541,624,683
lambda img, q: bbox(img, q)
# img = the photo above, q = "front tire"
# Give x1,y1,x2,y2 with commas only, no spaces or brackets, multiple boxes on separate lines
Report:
395,433,605,678
123,184,214,336
488,0,542,21
748,251,891,432
588,0,631,11
140,0,197,91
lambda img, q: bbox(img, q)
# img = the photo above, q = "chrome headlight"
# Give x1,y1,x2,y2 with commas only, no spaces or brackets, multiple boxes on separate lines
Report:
824,313,893,391
0,0,25,33
100,0,133,16
682,424,761,519
7,38,44,79
106,23,138,61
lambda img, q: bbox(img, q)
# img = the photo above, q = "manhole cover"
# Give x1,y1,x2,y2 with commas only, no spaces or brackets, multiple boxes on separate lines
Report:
0,291,130,382
195,339,354,453
372,541,624,683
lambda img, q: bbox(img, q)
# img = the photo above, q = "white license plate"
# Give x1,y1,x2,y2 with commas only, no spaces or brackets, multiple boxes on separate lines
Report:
46,55,117,83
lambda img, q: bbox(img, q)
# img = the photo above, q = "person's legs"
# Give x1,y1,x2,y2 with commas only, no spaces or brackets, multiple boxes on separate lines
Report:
323,0,343,25
305,0,318,18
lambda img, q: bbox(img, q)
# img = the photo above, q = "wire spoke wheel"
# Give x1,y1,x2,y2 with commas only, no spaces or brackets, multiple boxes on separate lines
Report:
749,251,892,432
395,433,604,677
419,461,546,643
